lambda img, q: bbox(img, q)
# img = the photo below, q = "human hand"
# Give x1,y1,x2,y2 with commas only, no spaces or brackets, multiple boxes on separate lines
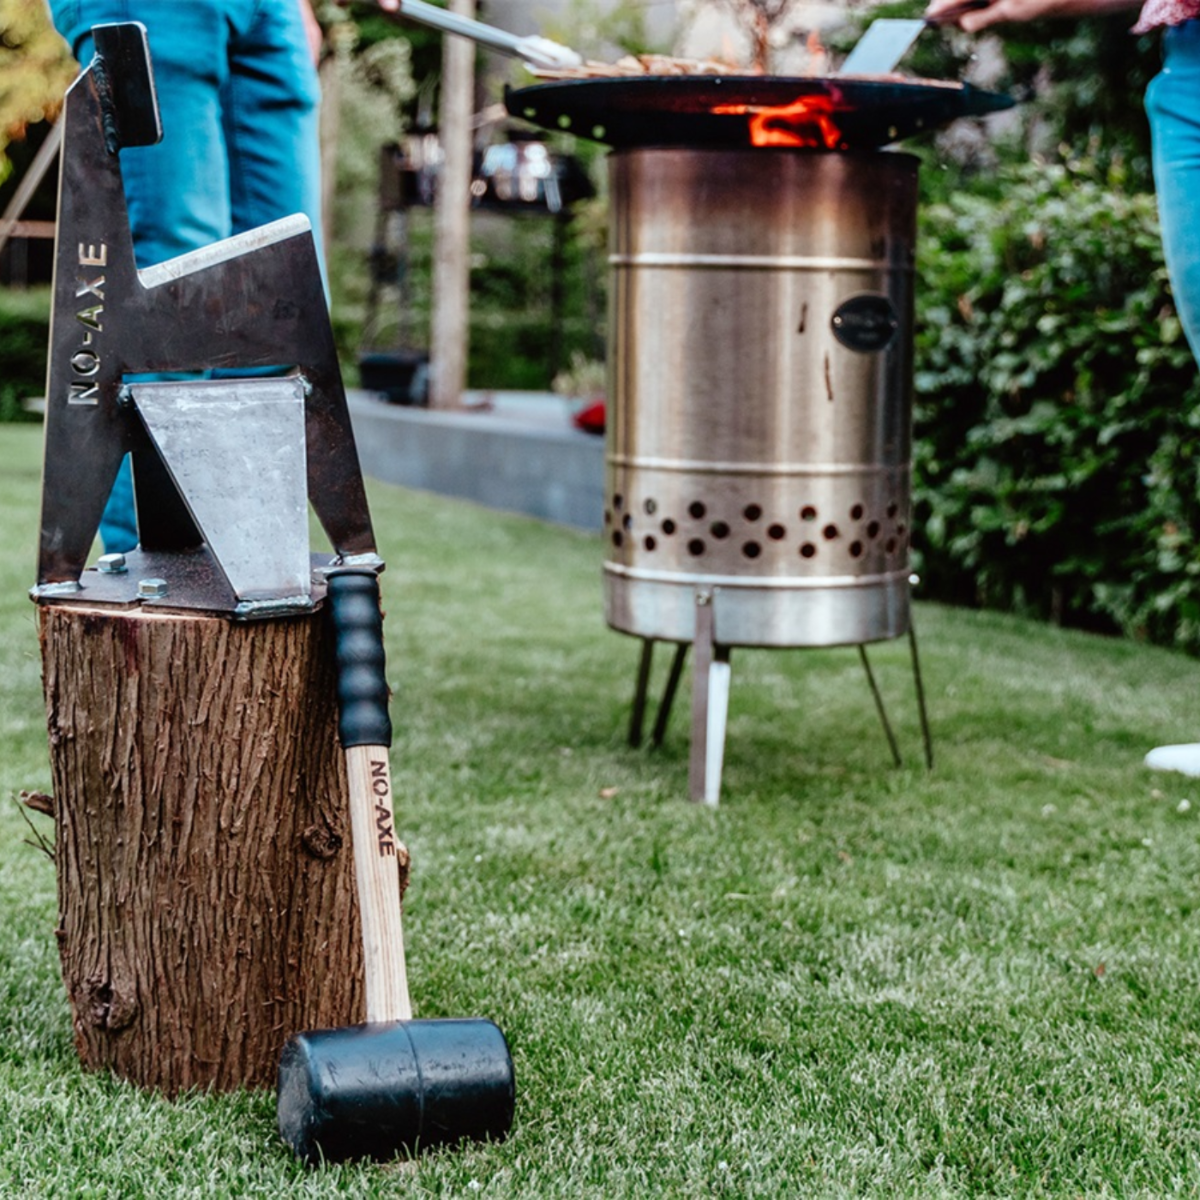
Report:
925,0,1137,27
923,0,1027,31
300,0,322,62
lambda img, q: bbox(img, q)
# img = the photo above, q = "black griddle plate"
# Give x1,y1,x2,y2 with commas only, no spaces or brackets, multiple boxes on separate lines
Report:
506,75,1013,150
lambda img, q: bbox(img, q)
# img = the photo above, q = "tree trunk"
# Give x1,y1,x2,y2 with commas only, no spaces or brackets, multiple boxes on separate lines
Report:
317,30,344,269
429,0,476,411
39,603,365,1095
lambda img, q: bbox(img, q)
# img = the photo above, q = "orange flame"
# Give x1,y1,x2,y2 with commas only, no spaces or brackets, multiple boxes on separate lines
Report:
712,93,845,150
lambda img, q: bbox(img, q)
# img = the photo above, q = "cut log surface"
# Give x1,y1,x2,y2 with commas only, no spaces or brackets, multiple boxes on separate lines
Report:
39,603,365,1095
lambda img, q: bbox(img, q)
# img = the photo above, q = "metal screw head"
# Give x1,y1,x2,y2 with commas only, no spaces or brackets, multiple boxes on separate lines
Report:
137,577,169,599
97,553,128,574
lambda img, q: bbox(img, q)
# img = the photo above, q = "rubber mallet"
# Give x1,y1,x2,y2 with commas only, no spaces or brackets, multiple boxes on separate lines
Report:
277,569,515,1164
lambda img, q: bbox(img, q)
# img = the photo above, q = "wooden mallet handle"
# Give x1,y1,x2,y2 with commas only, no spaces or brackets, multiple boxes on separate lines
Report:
327,570,412,1024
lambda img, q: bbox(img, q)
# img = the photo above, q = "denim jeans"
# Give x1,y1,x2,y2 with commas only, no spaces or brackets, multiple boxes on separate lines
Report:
1146,19,1200,365
49,0,323,553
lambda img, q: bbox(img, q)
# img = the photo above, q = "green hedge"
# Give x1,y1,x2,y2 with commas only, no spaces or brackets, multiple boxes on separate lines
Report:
913,157,1200,651
0,286,49,422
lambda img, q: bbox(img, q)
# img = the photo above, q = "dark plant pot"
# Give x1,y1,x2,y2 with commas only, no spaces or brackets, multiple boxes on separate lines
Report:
359,351,430,407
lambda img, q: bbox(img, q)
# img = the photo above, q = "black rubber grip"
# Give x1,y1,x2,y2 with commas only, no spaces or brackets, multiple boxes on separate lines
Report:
326,570,393,749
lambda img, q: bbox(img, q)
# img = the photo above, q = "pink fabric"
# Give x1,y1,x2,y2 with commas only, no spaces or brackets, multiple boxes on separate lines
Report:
1133,0,1200,33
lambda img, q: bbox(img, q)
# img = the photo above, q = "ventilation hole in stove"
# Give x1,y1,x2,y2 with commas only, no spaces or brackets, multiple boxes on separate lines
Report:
604,510,612,526
644,535,657,552
689,501,707,519
885,537,897,554
849,541,864,558
850,503,864,520
743,504,763,521
622,514,632,530
743,542,762,559
767,524,786,540
612,531,624,548
688,539,706,556
644,498,657,515
823,524,839,540
867,520,881,539
662,519,677,535
613,493,624,510
886,501,899,518
711,521,730,539
801,506,817,522
800,543,817,558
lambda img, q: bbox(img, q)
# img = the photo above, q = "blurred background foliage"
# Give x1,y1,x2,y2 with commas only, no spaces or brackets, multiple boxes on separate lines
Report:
3,0,1199,649
0,0,75,187
913,156,1200,651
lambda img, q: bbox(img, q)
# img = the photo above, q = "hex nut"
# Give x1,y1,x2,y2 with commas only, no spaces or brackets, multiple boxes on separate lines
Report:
97,553,128,575
137,577,169,599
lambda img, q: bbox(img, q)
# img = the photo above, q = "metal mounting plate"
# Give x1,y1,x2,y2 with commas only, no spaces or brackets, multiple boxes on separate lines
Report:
132,376,311,604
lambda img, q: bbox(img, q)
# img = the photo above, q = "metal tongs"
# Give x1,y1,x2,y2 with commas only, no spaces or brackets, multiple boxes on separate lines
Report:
381,0,583,71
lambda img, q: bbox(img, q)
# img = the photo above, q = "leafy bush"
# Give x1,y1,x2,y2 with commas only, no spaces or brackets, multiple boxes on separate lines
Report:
913,155,1200,651
0,286,49,422
0,0,76,187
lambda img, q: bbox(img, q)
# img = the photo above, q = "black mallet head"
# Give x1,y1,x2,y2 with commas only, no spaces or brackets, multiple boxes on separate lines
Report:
278,1017,515,1165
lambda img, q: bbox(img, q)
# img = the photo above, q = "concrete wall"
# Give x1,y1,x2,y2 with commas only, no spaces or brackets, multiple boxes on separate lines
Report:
348,392,606,531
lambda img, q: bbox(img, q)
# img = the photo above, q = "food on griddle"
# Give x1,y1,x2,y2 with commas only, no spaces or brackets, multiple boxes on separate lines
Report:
531,53,748,80
530,53,931,85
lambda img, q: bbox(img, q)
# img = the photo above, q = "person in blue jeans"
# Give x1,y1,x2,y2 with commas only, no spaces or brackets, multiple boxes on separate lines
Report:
926,0,1200,774
48,0,324,554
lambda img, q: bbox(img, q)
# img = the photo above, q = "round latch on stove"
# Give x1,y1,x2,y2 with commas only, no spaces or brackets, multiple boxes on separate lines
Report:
830,294,899,353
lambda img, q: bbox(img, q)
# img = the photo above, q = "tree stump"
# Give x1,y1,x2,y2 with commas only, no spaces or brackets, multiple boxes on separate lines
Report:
38,603,365,1095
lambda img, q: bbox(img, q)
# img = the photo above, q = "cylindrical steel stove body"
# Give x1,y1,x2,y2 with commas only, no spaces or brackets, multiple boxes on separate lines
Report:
604,148,918,648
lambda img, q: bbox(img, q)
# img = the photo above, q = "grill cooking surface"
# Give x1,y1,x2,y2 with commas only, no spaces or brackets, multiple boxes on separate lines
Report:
506,76,1014,149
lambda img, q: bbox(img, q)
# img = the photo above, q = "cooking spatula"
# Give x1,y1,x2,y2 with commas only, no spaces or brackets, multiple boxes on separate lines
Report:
838,1,989,76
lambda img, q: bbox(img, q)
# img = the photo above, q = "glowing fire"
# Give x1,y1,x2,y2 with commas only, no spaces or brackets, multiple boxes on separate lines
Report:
712,93,845,150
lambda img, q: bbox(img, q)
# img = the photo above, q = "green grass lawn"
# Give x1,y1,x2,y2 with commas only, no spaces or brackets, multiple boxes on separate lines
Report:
3,421,1200,1196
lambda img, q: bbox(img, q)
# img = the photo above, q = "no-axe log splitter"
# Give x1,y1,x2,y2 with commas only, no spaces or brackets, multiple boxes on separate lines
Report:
34,22,514,1163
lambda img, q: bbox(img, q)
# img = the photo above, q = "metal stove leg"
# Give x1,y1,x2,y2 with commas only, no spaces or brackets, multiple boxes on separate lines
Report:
651,643,688,747
629,638,655,747
909,622,934,770
859,645,903,768
689,592,731,806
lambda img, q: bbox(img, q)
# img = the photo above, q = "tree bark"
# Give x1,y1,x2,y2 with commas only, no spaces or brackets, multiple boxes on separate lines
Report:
39,603,365,1095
